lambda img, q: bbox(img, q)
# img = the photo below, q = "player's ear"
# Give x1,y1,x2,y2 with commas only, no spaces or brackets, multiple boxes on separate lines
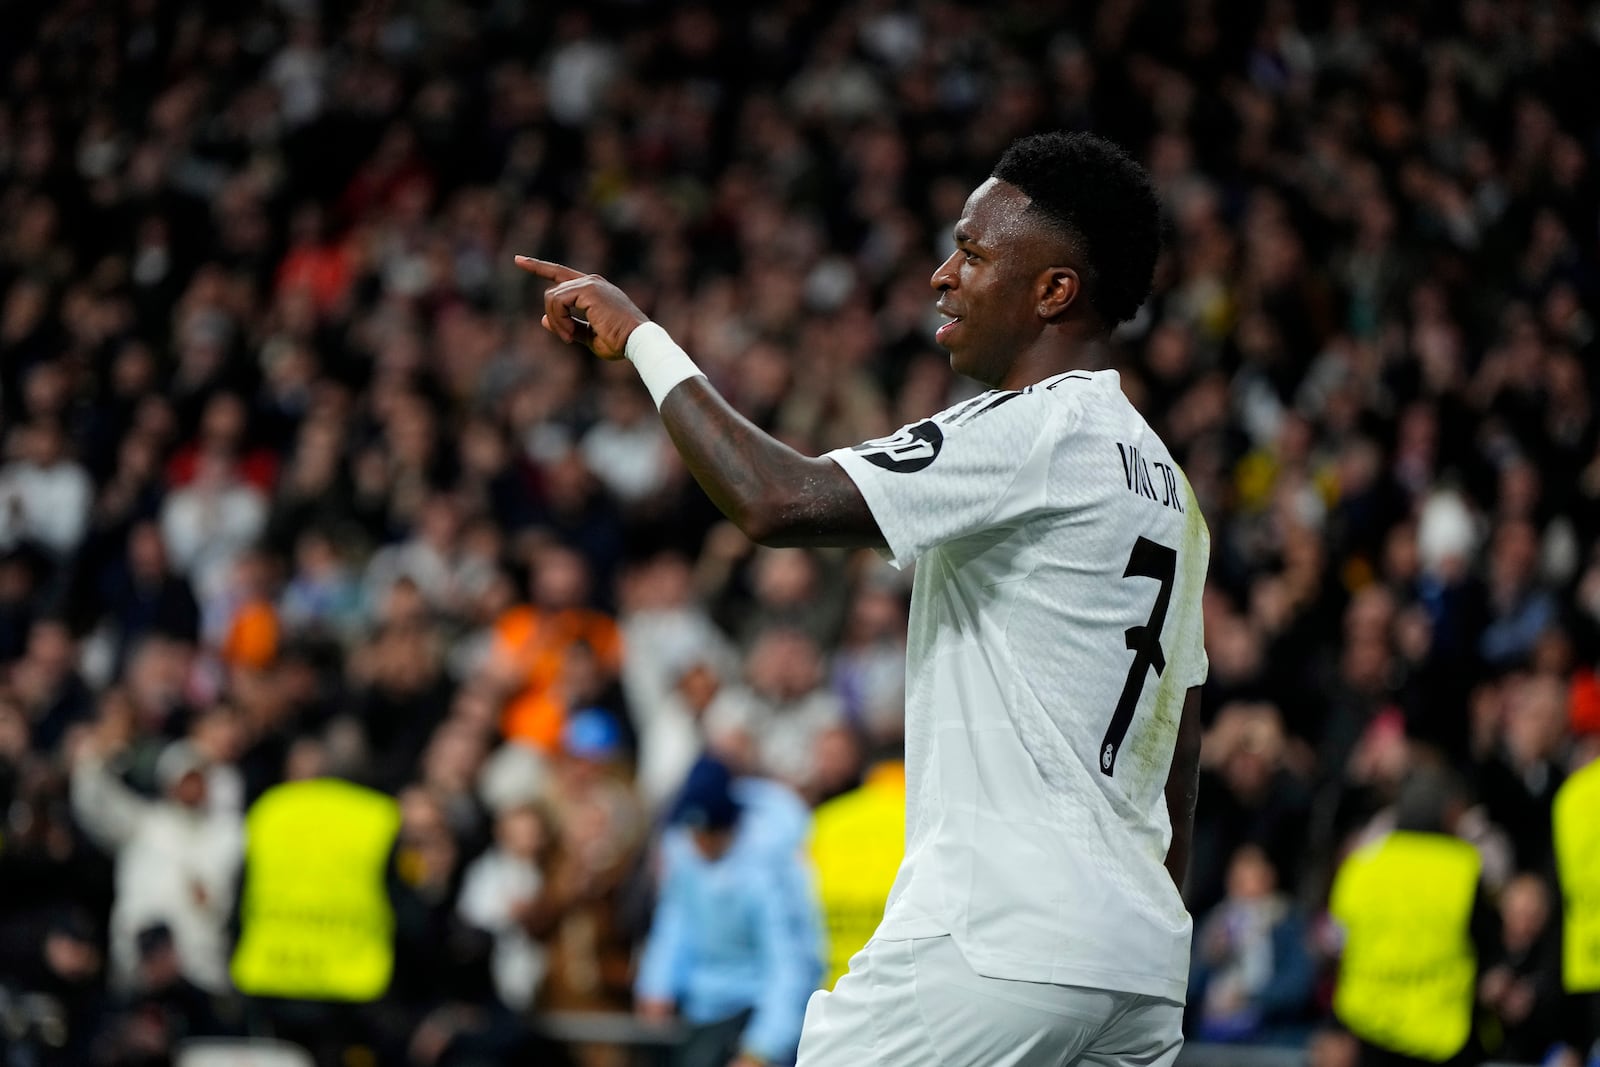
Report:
1038,266,1081,321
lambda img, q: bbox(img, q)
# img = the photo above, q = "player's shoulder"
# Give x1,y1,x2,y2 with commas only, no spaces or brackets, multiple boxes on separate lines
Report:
929,370,1110,427
1027,369,1105,396
926,386,1033,429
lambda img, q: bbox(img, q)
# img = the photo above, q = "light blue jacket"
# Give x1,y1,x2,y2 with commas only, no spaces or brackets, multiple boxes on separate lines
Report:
636,779,821,1064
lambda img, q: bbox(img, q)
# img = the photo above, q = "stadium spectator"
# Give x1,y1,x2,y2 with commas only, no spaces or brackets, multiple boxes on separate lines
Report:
635,757,819,1067
704,627,845,795
1191,702,1313,915
539,708,644,1014
1476,672,1569,874
456,800,559,1014
69,734,243,995
0,421,93,561
618,552,736,813
1189,844,1316,1045
809,740,905,990
487,545,623,753
828,574,907,740
1328,766,1504,1067
1478,873,1564,1064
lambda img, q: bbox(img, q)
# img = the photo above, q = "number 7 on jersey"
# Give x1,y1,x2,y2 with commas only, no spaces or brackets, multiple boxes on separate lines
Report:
1100,537,1177,777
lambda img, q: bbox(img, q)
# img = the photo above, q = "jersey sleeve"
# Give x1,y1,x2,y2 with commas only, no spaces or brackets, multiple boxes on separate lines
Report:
826,388,1071,569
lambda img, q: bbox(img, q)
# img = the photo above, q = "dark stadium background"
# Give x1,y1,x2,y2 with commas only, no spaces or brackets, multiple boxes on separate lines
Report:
1,0,1598,1065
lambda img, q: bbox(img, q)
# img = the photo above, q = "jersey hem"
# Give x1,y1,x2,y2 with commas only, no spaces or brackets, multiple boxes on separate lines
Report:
960,942,1189,1004
873,918,1190,1003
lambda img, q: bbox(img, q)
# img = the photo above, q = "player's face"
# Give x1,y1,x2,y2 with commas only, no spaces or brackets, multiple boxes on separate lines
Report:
930,178,1050,387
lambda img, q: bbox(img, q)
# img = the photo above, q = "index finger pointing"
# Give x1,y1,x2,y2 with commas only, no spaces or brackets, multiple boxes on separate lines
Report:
513,255,585,283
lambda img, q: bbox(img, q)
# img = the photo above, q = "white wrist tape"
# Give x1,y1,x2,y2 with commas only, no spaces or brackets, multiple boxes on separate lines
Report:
625,322,705,408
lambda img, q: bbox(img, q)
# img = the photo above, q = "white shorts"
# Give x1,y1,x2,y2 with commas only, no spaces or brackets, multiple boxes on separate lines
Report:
796,936,1184,1067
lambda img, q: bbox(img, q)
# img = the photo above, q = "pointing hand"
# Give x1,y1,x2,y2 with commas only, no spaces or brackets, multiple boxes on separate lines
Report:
514,256,650,361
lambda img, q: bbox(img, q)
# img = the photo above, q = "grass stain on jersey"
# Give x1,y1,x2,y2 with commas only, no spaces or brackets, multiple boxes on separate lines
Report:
1123,473,1208,786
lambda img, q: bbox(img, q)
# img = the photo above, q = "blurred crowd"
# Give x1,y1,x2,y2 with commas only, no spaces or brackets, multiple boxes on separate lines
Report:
2,0,1600,1064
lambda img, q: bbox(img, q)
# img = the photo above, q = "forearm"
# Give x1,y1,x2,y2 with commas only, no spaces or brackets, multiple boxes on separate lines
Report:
1163,777,1197,893
514,260,884,549
744,883,812,1062
634,887,689,1002
658,378,882,548
71,754,144,847
1164,687,1203,894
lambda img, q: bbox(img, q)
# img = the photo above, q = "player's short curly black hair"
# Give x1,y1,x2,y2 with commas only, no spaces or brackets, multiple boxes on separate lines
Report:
992,132,1162,327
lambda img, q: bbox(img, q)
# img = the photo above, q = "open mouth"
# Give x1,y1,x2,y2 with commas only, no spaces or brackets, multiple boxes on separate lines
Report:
935,315,962,343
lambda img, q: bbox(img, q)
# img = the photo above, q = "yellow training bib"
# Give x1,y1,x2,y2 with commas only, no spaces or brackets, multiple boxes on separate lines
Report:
231,779,402,1002
1554,759,1600,993
811,763,906,988
1330,831,1480,1062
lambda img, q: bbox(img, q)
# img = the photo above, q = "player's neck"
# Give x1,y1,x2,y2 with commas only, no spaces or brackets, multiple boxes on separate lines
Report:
997,335,1114,391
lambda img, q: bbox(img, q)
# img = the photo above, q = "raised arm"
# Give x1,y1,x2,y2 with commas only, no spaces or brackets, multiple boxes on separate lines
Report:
658,380,881,547
1163,686,1203,895
70,742,152,851
515,257,883,548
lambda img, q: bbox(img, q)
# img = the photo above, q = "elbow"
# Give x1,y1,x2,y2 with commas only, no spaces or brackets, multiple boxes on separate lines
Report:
734,510,781,547
731,486,801,547
723,455,850,548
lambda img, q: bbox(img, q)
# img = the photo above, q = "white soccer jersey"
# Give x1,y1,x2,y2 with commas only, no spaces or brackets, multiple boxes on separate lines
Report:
826,368,1210,1003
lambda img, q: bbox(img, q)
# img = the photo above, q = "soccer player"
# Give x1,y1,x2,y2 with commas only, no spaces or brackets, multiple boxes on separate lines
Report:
517,131,1209,1067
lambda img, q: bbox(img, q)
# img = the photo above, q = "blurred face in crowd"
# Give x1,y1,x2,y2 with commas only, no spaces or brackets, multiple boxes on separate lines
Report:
691,825,735,862
1216,703,1285,799
541,449,595,512
294,530,339,578
128,521,167,580
1489,520,1540,596
0,556,34,603
449,683,500,734
496,804,547,862
747,629,823,701
535,546,589,609
192,705,244,764
753,547,815,607
931,178,1073,387
423,721,486,793
560,642,609,708
1504,673,1567,767
45,928,101,985
622,554,693,613
1500,874,1550,954
809,724,861,801
284,736,329,781
1225,845,1276,902
170,767,207,809
199,392,246,447
1206,612,1263,685
599,375,650,428
417,495,461,551
25,619,74,677
459,419,508,477
846,586,903,644
398,786,458,892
